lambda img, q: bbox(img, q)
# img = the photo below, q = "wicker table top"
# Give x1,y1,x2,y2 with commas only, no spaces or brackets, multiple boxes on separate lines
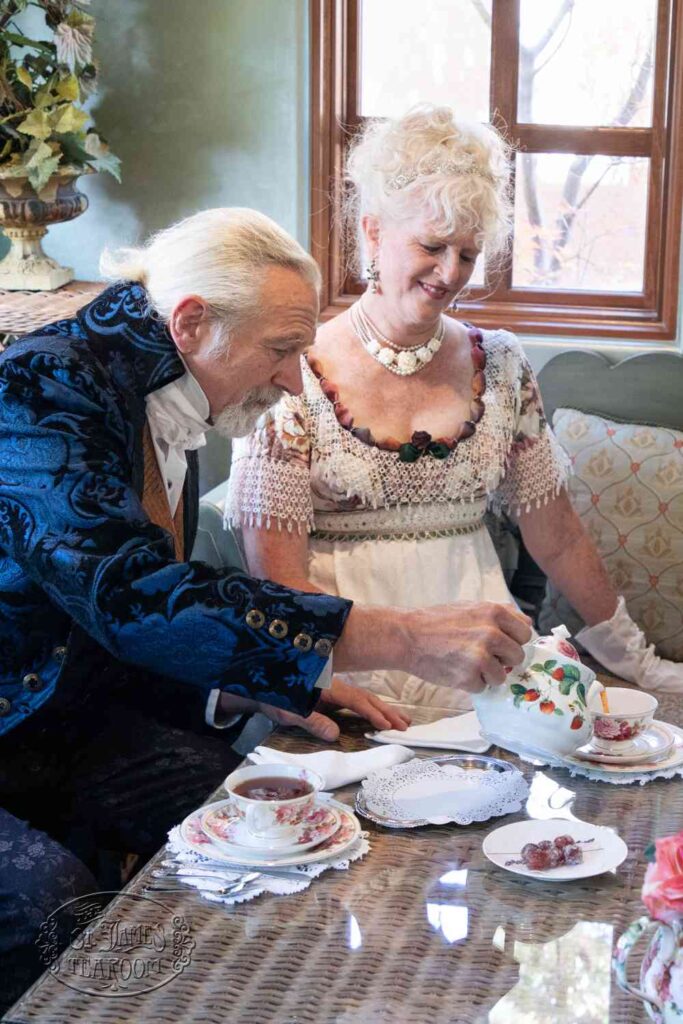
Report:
5,687,676,1024
0,281,102,340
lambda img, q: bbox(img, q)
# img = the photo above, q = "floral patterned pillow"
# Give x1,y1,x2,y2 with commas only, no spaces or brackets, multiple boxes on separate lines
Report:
538,407,683,659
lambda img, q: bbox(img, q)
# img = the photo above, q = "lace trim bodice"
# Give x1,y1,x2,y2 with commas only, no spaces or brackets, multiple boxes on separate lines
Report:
226,328,570,535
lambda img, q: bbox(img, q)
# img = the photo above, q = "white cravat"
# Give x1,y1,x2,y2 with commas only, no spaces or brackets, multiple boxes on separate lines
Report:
145,365,210,516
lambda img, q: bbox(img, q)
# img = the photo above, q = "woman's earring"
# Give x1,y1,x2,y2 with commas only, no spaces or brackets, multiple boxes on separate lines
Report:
449,294,459,310
366,256,380,294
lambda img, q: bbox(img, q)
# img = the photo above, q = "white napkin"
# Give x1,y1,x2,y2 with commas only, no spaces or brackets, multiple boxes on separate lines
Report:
367,710,490,753
245,743,414,789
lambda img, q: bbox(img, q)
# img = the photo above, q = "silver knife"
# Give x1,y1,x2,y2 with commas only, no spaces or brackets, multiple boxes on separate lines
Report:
158,859,308,879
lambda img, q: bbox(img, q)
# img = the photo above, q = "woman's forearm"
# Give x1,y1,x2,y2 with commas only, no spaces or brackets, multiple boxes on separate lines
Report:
531,529,618,627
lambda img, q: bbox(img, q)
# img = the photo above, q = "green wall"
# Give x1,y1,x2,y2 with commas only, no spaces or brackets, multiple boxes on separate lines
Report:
1,0,310,275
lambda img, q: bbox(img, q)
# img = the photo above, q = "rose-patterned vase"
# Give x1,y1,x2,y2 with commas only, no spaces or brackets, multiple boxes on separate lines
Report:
614,916,683,1022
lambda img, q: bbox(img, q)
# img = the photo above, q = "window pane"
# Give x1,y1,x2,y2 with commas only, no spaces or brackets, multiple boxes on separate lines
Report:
360,0,491,121
518,0,656,127
512,154,649,292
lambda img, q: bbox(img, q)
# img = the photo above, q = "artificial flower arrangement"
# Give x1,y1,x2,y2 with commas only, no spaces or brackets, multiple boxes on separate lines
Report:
0,0,120,194
641,831,683,925
614,828,683,1022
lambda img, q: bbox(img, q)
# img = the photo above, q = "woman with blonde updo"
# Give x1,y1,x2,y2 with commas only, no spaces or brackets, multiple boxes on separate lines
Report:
226,106,683,710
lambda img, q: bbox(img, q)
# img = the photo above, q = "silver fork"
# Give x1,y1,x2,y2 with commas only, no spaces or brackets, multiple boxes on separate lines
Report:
143,871,262,897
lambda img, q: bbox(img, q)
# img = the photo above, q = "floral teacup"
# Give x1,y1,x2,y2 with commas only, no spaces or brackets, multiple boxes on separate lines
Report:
588,687,658,754
224,763,324,842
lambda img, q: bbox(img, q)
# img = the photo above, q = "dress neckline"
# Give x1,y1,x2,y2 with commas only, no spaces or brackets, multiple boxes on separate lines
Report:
306,325,487,463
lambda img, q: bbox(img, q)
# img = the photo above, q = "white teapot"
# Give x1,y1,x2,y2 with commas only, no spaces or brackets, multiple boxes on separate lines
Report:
474,626,603,761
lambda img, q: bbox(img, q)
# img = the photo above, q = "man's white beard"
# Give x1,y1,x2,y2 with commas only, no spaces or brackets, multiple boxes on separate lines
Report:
212,386,283,438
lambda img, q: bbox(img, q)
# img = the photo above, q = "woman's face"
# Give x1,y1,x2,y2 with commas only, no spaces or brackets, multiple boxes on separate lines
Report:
364,209,481,327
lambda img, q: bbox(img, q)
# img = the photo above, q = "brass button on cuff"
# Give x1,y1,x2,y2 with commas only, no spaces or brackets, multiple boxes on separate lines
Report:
22,673,43,692
245,609,266,629
0,697,11,716
314,638,333,658
268,619,288,639
52,646,67,662
293,632,313,652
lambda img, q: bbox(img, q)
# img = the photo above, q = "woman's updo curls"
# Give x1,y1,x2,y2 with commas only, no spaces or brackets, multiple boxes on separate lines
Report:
344,105,513,276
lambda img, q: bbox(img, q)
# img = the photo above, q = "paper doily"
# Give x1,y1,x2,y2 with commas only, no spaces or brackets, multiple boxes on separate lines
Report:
360,756,529,825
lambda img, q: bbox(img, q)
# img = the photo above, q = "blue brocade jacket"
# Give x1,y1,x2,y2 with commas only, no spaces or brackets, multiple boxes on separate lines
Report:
0,282,352,737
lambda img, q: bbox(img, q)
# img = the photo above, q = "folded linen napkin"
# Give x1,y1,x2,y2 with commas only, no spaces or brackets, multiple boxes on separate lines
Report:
245,743,414,789
367,710,490,753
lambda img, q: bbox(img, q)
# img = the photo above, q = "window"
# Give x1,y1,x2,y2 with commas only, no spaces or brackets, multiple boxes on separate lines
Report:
311,0,683,339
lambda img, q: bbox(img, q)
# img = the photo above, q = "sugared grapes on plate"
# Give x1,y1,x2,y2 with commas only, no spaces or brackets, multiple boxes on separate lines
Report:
506,834,593,870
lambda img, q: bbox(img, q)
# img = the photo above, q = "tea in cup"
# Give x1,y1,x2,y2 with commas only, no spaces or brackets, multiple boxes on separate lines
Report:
224,763,324,841
587,687,658,754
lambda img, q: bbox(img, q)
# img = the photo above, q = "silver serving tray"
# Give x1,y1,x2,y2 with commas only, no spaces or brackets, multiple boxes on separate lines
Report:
354,753,518,829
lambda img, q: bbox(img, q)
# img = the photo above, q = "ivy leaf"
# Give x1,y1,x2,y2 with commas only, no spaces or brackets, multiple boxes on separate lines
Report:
16,108,51,140
55,130,90,165
510,684,528,696
27,151,60,192
84,131,121,181
51,103,88,135
543,660,557,672
55,73,79,102
16,65,32,89
23,138,61,192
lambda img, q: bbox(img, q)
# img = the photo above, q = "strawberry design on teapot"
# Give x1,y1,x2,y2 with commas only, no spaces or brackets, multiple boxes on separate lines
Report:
474,626,603,761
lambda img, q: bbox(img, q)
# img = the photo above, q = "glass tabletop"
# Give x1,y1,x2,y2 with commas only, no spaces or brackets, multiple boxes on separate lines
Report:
7,693,678,1024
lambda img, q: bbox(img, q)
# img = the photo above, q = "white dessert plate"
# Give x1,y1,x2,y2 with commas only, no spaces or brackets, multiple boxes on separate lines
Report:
201,798,340,855
179,798,361,868
572,721,674,765
483,819,628,881
564,722,683,774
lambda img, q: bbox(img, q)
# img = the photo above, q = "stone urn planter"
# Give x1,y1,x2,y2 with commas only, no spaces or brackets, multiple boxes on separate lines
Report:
0,166,91,291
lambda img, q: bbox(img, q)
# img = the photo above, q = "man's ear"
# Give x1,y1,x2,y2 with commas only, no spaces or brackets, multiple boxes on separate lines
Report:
168,296,209,354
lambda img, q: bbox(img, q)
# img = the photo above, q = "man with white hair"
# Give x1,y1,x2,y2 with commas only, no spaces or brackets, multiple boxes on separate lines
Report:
0,208,530,1007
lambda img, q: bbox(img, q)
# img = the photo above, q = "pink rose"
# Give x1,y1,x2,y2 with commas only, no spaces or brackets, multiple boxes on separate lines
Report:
642,831,683,924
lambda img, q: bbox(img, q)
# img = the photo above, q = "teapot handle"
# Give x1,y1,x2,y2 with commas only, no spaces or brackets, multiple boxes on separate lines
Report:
613,915,665,1021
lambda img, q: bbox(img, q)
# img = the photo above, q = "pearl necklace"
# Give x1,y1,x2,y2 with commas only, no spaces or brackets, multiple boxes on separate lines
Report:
350,301,445,376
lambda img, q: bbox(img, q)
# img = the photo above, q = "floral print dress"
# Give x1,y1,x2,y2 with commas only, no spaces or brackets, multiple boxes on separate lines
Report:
226,329,570,712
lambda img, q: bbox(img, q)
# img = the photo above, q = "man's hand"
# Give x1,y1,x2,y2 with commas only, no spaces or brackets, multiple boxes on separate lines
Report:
335,600,532,694
216,678,410,742
318,677,411,732
404,602,532,691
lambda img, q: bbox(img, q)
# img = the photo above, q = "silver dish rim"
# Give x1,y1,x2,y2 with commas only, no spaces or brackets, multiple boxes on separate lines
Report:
354,753,519,829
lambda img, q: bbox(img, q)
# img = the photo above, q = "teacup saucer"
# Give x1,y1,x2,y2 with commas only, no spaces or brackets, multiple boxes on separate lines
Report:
572,721,674,765
200,798,341,855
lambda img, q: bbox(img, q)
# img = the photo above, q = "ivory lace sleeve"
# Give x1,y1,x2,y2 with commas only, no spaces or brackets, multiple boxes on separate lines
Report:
225,393,315,533
493,347,571,516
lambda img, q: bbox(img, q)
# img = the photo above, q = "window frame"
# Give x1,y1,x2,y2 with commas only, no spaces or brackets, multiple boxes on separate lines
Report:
310,0,683,340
